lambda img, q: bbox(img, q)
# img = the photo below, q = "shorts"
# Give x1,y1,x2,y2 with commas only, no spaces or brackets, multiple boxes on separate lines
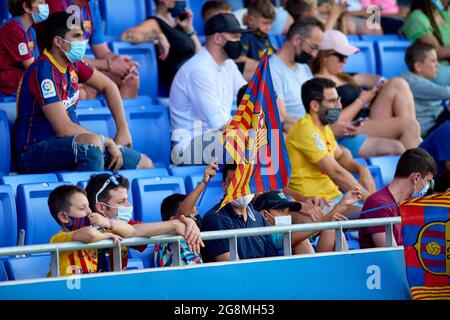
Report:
338,134,368,158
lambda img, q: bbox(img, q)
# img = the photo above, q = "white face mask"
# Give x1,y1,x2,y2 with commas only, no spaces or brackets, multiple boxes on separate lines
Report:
101,202,133,223
274,215,292,226
231,194,255,208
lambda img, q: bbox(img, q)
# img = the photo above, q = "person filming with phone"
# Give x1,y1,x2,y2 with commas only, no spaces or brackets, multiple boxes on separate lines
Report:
312,29,421,158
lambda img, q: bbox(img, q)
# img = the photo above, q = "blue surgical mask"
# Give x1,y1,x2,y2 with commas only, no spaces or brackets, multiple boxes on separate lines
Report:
31,4,49,23
431,0,446,11
411,178,430,198
60,38,87,63
64,215,91,231
101,202,133,223
169,1,187,18
319,106,341,125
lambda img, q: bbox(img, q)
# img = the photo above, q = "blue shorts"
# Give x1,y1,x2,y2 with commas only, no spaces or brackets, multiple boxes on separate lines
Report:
338,134,368,158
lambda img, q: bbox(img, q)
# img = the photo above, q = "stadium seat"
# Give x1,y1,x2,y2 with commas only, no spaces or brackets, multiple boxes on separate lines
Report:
185,174,224,216
100,0,147,37
77,99,103,109
225,0,245,10
117,168,170,205
145,0,156,17
16,182,68,245
0,110,11,176
0,173,59,195
0,96,16,103
367,155,400,187
375,40,411,78
132,176,186,222
351,161,384,191
268,34,280,50
187,0,207,36
168,165,208,183
347,240,360,250
360,35,401,41
125,105,171,168
76,107,117,138
0,185,17,247
346,35,360,41
0,1,11,25
4,254,50,280
0,260,8,281
0,101,15,128
344,41,377,75
56,171,111,185
122,96,153,108
129,244,154,268
126,258,144,270
111,42,158,99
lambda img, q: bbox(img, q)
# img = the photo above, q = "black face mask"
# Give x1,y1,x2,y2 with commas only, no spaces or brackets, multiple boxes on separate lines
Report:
224,40,242,60
295,50,313,64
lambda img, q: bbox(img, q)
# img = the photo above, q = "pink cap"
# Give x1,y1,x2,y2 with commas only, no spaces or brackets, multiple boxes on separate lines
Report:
320,30,359,56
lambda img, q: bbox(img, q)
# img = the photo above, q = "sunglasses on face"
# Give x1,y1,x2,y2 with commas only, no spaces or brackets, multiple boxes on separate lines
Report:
332,52,348,63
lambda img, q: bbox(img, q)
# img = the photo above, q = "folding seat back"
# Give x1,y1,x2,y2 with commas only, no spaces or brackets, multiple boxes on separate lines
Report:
77,99,103,109
225,0,245,10
0,173,58,196
129,244,154,268
132,176,185,222
76,107,117,138
0,185,17,247
368,156,401,187
0,260,8,281
100,0,147,36
56,171,111,186
4,254,50,280
375,40,411,78
344,41,376,74
168,165,208,183
360,35,401,41
185,174,224,216
0,110,11,176
187,0,207,36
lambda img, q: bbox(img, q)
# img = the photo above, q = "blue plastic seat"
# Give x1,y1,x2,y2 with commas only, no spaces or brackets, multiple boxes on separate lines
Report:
145,0,156,17
129,244,154,268
367,156,400,187
0,2,11,25
125,105,171,168
360,35,401,41
0,101,16,128
77,99,103,109
76,107,117,138
16,182,68,245
168,165,208,183
268,34,280,50
100,0,147,36
111,42,158,99
0,173,58,195
0,110,10,176
187,0,207,36
375,40,411,78
350,162,384,191
122,96,153,108
56,171,111,186
346,35,360,41
185,174,224,216
0,185,17,247
132,176,186,222
344,41,377,74
126,258,144,270
0,260,8,281
225,0,245,10
4,254,50,280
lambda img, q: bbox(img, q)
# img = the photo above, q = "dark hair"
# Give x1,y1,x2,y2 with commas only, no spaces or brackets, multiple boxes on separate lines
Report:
202,0,231,21
8,0,33,17
41,12,83,50
48,185,87,226
237,84,249,106
301,77,337,113
247,0,276,20
85,174,130,212
286,16,324,41
160,193,187,221
286,0,314,20
405,42,436,72
394,148,437,179
434,171,450,193
222,163,237,182
409,0,444,45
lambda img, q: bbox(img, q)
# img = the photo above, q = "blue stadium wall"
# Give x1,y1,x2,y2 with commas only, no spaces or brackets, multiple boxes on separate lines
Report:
0,248,411,300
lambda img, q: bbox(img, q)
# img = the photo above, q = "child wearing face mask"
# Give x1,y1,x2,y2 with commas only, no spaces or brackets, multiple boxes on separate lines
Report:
236,0,277,81
47,185,127,276
0,0,48,99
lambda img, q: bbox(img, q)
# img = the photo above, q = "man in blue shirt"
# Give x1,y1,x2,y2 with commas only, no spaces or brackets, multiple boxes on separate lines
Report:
201,163,278,262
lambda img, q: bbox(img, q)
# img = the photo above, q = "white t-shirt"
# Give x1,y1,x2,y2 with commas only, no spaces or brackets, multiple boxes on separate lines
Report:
169,47,246,138
269,54,313,120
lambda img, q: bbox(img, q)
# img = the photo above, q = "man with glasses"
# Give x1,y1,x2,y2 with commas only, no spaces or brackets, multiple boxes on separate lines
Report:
85,173,204,270
269,17,324,133
285,78,376,216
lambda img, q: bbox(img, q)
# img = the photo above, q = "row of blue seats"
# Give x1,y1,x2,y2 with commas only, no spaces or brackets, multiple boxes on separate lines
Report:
0,155,401,248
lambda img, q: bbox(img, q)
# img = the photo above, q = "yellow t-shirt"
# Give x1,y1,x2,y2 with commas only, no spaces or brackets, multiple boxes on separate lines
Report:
286,114,341,201
48,231,98,277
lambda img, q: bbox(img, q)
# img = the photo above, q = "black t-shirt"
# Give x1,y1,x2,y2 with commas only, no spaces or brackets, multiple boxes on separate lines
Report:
148,16,196,94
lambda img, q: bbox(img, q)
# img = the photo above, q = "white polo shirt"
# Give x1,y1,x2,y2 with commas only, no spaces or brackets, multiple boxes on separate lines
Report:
169,47,246,139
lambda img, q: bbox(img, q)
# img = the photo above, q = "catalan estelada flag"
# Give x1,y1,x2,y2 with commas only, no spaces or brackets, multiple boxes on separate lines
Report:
400,192,450,300
220,51,291,209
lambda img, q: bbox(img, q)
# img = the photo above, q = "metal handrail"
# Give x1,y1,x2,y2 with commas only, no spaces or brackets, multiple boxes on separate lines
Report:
0,217,401,277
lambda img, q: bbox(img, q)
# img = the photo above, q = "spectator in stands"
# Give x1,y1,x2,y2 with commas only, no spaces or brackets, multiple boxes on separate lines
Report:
285,78,376,215
14,12,154,174
0,0,47,98
402,42,450,137
313,29,421,157
402,0,450,86
269,17,324,130
47,0,140,99
169,13,247,165
201,163,279,262
254,189,363,254
48,185,125,276
420,121,450,176
202,0,232,22
121,0,202,96
359,148,437,248
85,172,205,270
236,0,277,81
